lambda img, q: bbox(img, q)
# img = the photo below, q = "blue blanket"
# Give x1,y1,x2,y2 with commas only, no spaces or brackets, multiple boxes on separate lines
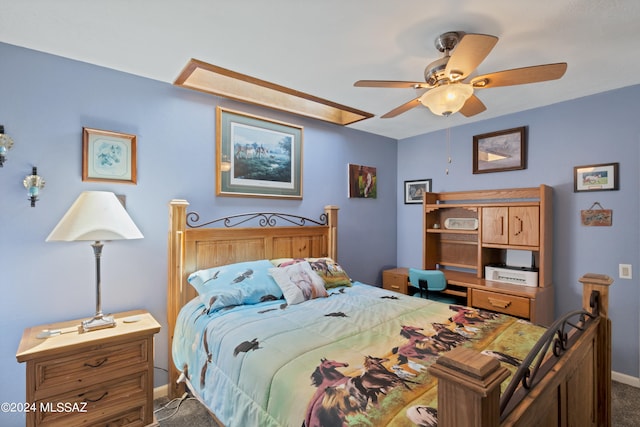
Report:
173,282,545,427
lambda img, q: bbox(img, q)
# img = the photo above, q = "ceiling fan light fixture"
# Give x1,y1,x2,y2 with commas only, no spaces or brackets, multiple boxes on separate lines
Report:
420,83,473,116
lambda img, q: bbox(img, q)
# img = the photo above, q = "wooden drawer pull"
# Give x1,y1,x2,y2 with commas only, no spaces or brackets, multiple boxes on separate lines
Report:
84,358,108,368
80,391,108,403
487,297,512,309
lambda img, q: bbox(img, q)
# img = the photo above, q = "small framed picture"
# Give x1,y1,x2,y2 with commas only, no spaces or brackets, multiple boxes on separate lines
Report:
574,162,619,192
404,179,432,204
82,127,137,184
473,126,526,174
348,164,377,198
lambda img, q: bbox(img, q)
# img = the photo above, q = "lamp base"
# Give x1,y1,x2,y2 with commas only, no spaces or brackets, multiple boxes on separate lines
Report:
81,314,116,333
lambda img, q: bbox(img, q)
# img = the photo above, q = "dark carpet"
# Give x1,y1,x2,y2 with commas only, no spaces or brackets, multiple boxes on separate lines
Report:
155,380,639,426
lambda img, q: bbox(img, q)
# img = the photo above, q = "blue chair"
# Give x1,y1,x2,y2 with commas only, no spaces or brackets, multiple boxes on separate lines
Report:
408,268,462,305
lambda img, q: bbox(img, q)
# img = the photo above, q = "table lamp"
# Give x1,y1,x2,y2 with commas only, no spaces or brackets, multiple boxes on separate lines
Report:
46,191,143,332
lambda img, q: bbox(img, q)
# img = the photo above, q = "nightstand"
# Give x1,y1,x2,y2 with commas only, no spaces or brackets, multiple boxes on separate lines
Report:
16,310,161,427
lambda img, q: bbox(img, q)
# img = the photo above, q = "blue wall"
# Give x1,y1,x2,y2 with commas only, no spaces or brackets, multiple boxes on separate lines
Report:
0,42,396,426
1,41,639,425
397,86,640,379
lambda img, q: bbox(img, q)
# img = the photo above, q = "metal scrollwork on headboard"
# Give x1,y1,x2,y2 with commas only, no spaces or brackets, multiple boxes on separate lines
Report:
186,211,328,228
499,294,599,418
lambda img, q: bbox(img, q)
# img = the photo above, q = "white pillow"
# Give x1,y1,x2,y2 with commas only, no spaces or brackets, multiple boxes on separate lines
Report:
269,261,328,305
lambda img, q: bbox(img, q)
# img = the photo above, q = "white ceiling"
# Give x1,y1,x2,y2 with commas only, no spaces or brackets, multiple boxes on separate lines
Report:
2,1,639,140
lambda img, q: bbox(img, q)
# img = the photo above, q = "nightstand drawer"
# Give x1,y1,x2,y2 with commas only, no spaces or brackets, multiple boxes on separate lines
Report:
35,370,148,426
471,289,530,318
34,338,148,399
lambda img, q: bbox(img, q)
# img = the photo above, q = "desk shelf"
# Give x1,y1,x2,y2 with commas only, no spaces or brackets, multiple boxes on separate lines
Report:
418,185,554,326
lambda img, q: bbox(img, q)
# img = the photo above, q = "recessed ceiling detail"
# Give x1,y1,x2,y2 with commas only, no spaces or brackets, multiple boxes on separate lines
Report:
174,59,373,126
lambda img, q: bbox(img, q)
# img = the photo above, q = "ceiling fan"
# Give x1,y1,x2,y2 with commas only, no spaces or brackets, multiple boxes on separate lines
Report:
354,31,567,118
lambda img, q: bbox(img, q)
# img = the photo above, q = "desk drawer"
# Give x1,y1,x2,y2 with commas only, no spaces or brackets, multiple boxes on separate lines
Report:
382,270,408,294
472,289,530,318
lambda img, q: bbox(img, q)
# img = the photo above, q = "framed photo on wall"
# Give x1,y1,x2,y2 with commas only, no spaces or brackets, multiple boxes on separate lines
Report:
404,179,432,204
574,162,619,192
473,126,526,174
216,107,303,199
348,164,377,198
82,127,137,184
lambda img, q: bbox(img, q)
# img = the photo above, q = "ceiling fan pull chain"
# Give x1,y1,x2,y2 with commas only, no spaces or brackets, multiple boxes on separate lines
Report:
445,126,452,175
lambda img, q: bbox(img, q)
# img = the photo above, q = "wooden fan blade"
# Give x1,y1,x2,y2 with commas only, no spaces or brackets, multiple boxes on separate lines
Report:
445,33,498,79
381,98,421,118
459,94,487,117
354,80,427,89
471,63,568,89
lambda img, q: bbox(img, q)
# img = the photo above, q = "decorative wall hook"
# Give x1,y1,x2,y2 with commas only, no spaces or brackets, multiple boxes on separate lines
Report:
23,167,45,207
0,125,14,167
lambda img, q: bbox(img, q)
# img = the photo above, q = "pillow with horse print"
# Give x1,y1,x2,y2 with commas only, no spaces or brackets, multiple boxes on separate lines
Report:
187,260,283,313
269,261,328,305
270,257,352,289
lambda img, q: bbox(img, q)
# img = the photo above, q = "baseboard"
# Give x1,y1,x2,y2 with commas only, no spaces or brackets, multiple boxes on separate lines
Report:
154,384,169,401
612,371,640,388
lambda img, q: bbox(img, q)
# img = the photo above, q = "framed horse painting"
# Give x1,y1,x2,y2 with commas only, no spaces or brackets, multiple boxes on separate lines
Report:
216,107,303,199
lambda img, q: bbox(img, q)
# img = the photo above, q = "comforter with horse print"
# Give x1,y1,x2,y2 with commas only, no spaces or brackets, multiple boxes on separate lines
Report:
173,282,545,427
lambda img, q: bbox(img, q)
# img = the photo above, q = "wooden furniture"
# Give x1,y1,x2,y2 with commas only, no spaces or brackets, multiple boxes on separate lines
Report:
166,199,612,427
383,267,467,299
16,310,161,427
420,185,553,325
431,273,612,427
382,267,410,294
382,267,546,321
167,200,339,400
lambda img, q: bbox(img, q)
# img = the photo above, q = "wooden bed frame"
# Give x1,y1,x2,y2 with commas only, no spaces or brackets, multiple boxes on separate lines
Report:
167,199,612,427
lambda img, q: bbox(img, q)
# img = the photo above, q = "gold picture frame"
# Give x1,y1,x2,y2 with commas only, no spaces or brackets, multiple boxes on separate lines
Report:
82,127,137,184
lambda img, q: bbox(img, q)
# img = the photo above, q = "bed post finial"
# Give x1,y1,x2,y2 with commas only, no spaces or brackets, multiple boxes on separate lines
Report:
579,273,613,426
428,346,510,427
579,273,612,318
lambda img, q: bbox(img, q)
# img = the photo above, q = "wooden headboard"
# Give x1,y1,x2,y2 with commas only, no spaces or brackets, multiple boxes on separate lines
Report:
166,199,339,398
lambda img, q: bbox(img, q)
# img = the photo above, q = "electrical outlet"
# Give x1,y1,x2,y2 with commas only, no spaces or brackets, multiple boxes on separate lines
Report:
619,264,632,279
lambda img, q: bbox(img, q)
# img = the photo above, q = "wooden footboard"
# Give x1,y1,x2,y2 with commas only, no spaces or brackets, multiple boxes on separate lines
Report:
430,273,612,427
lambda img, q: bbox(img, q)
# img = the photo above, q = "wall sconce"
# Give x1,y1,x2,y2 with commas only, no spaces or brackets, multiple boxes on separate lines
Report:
23,167,45,207
0,125,14,167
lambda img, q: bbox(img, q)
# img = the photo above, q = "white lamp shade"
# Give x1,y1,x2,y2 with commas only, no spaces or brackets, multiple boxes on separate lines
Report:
46,191,143,241
420,83,473,116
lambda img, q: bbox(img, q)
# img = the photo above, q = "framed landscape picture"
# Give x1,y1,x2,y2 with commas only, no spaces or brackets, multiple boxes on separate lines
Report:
216,107,303,199
473,126,526,174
